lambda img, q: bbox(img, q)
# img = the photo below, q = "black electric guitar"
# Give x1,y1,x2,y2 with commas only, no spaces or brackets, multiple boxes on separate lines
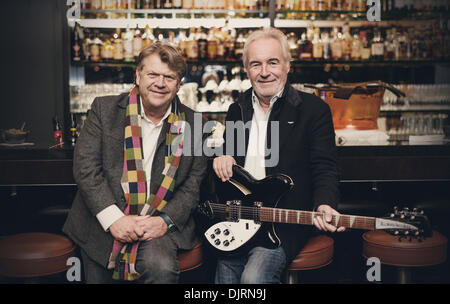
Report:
198,165,432,255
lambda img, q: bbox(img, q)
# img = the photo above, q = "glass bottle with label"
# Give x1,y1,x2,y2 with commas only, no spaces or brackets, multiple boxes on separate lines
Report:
312,28,323,61
113,28,124,61
90,30,103,62
186,27,198,61
183,0,193,8
330,27,343,60
142,25,155,50
341,24,353,60
234,32,246,60
123,26,134,62
287,32,299,61
133,25,143,60
298,31,313,61
72,23,82,62
224,29,235,60
177,29,188,59
371,27,385,61
359,30,371,60
351,33,361,60
207,27,218,61
198,28,208,61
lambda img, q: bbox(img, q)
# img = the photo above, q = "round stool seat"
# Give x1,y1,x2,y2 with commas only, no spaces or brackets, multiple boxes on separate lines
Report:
288,235,334,271
178,241,203,272
0,233,76,278
362,230,447,267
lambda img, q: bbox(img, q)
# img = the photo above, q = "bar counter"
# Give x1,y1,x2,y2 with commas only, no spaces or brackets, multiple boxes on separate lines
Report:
1,143,449,186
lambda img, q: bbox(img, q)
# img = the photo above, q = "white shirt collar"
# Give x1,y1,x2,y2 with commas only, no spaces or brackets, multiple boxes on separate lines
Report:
139,97,172,127
251,89,284,112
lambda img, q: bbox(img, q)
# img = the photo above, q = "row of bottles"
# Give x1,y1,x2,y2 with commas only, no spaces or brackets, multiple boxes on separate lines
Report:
292,22,450,62
72,21,450,63
80,0,450,12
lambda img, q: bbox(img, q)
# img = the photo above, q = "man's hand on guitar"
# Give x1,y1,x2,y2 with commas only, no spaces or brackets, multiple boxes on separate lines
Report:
213,156,237,182
314,204,346,233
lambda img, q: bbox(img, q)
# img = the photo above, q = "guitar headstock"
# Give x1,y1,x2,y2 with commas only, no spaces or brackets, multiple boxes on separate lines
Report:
382,206,432,240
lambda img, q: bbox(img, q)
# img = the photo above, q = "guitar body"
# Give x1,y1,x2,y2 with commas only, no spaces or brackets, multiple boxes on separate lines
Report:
203,165,294,256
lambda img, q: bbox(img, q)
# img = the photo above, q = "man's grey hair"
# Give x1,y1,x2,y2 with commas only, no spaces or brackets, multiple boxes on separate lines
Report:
242,27,291,69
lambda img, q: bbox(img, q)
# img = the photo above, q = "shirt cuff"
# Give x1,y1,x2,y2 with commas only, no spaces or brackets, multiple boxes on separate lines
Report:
96,204,125,232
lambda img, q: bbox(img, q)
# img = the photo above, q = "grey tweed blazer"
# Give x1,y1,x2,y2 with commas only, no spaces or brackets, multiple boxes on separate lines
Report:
63,93,208,267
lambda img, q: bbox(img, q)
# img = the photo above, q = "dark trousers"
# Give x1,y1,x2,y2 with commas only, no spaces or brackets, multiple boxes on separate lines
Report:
81,235,180,284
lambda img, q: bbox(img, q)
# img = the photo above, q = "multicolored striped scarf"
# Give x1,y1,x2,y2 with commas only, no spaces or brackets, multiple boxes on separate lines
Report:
107,86,185,281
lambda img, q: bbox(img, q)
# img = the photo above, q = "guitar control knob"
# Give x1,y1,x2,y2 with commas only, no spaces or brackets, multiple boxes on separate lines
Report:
210,234,215,239
215,239,221,246
223,240,230,247
214,228,221,235
223,229,230,236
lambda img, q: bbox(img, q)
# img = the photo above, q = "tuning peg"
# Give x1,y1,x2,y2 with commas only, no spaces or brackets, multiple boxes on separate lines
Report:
404,231,409,235
410,215,415,220
394,230,399,235
400,214,405,219
414,231,420,236
390,213,395,218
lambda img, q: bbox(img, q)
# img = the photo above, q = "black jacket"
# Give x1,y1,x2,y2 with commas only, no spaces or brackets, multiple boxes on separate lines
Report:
222,83,340,264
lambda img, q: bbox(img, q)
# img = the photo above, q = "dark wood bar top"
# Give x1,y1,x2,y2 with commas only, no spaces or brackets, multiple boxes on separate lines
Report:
0,144,449,186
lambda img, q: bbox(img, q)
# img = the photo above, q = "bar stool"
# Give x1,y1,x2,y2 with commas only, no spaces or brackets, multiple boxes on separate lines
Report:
285,235,334,284
362,230,448,283
178,241,203,272
0,232,76,281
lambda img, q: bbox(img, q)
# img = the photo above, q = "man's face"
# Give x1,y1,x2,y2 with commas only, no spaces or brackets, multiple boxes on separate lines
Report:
245,37,290,104
136,54,180,113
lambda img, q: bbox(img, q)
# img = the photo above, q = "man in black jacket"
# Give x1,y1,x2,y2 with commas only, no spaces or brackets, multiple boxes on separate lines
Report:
213,28,345,284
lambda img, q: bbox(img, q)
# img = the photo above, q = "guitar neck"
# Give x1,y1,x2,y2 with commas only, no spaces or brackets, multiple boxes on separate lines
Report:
209,203,376,230
260,207,376,230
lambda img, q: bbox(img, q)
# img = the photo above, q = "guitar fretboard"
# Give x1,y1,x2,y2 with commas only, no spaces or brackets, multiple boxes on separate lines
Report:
209,203,375,230
260,207,376,230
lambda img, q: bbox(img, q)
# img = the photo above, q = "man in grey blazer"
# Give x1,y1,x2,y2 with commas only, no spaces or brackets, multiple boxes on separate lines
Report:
63,42,207,283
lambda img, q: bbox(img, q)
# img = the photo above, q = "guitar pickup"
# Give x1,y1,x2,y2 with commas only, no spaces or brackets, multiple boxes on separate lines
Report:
225,200,241,222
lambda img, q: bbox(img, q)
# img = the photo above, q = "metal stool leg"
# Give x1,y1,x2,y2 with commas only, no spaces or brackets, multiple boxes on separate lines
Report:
397,267,412,284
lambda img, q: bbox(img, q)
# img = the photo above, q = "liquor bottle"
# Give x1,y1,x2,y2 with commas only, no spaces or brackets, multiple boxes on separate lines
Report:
182,0,193,8
177,29,188,58
113,28,124,61
69,114,78,147
101,34,114,60
312,28,323,61
142,25,155,50
341,24,353,61
384,28,395,61
234,32,246,60
287,32,299,61
207,27,218,60
142,0,154,8
216,28,226,60
198,28,208,60
133,25,143,59
224,29,235,60
90,30,102,62
371,27,385,61
53,116,63,148
359,30,371,60
72,23,82,62
317,0,327,11
173,0,182,8
123,26,134,62
164,0,173,9
298,31,313,61
322,31,331,60
310,0,318,10
299,0,308,10
186,27,198,61
351,33,362,60
330,27,343,60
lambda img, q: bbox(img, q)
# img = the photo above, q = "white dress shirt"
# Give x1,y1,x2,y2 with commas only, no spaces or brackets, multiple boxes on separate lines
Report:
244,89,283,180
96,98,172,231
